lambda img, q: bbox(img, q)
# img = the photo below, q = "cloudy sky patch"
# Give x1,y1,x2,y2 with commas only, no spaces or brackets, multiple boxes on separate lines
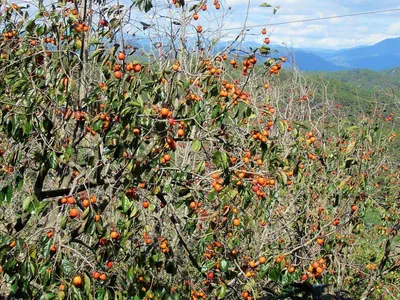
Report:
223,0,400,49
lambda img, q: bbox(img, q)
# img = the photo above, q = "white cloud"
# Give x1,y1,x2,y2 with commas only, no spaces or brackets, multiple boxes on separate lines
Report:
388,22,400,34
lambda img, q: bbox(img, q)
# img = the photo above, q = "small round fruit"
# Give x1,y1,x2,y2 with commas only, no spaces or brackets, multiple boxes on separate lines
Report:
99,273,107,281
160,108,169,118
233,218,240,226
92,271,100,279
72,275,82,287
117,51,126,60
110,231,119,239
69,208,79,218
67,196,75,204
259,256,266,264
114,70,122,79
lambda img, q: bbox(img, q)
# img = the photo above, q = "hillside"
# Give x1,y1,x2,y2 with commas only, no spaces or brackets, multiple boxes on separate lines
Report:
306,68,400,113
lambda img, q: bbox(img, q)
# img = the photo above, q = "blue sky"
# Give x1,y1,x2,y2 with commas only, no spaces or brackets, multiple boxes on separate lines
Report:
221,0,400,49
13,0,400,50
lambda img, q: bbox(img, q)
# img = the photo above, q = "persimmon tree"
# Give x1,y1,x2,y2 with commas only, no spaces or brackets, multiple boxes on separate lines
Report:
0,0,399,299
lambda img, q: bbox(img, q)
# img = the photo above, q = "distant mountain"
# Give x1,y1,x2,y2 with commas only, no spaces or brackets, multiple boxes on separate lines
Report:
128,36,400,72
286,51,347,71
325,37,400,71
225,37,400,72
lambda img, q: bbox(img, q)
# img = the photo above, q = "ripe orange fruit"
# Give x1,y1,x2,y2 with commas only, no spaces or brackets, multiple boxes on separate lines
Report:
110,231,119,239
50,245,57,252
69,208,79,218
67,196,75,204
134,64,142,72
281,57,287,62
259,256,267,264
160,108,169,118
72,275,82,287
82,199,90,207
133,127,141,136
262,28,267,35
99,273,107,281
126,63,134,71
193,13,199,20
114,70,122,79
92,271,100,279
288,266,295,273
177,128,184,137
94,214,101,222
107,261,113,268
351,204,358,212
61,197,67,204
9,240,16,248
233,218,240,226
264,37,270,44
164,153,171,161
47,231,54,238
117,51,126,60
317,238,324,245
90,195,97,204
142,201,149,209
196,25,203,33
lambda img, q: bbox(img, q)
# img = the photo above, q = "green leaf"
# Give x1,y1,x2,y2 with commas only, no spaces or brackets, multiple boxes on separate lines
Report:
23,196,31,212
90,48,105,59
213,151,229,170
6,185,13,202
92,119,104,131
84,272,91,295
26,20,36,33
259,46,271,55
140,21,151,30
345,140,356,154
220,259,229,272
260,3,272,7
49,151,58,169
216,284,227,299
277,120,285,133
273,6,280,14
60,259,74,277
120,194,132,213
269,267,281,281
192,140,202,152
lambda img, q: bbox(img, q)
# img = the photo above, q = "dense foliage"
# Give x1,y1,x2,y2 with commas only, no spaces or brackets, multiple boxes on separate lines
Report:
0,1,399,299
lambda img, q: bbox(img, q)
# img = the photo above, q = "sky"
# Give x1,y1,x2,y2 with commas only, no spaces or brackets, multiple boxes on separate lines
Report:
9,0,400,50
221,0,400,49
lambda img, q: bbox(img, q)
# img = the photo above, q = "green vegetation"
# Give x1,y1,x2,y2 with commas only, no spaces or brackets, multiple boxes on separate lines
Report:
0,1,399,300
